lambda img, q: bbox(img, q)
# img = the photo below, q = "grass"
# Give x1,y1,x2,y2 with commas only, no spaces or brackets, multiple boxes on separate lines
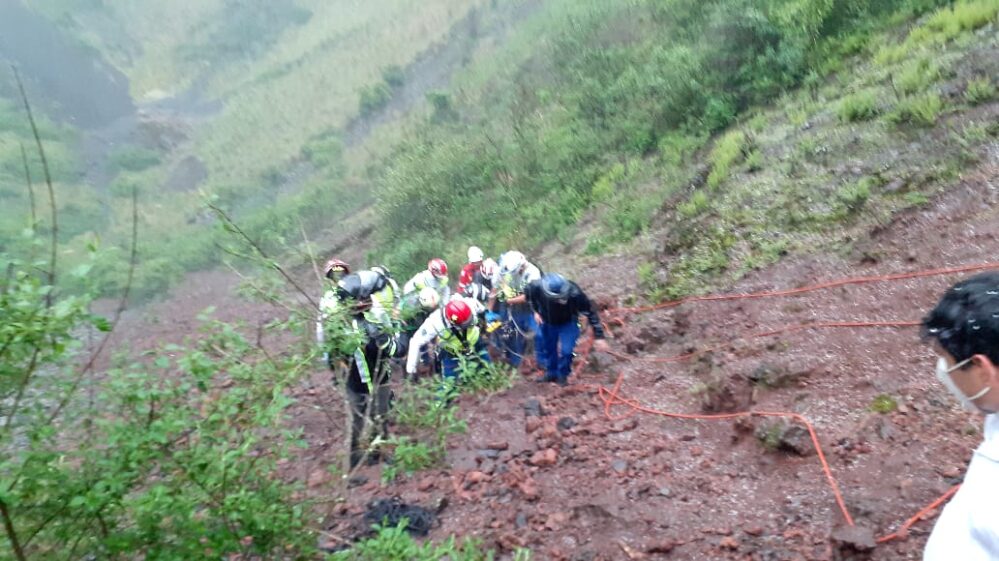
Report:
838,90,882,122
965,76,997,104
886,92,945,126
706,130,746,190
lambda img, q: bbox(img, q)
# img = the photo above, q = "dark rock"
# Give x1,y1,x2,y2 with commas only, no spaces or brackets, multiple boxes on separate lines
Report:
611,459,629,474
571,551,597,561
588,351,616,372
478,449,501,459
524,398,546,417
831,524,876,552
623,335,646,354
638,323,668,345
557,416,577,431
515,512,528,529
347,475,369,488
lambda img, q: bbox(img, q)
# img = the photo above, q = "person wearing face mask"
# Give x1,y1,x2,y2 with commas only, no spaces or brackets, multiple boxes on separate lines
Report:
921,271,999,560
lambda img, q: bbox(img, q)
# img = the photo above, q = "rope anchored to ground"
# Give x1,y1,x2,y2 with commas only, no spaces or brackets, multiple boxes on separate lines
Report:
570,260,999,546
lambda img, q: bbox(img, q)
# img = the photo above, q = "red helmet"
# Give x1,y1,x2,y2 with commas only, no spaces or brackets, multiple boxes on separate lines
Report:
444,299,473,327
428,258,448,279
324,258,350,280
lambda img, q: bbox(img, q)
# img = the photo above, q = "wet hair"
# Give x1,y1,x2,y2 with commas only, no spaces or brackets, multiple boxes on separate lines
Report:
922,271,999,365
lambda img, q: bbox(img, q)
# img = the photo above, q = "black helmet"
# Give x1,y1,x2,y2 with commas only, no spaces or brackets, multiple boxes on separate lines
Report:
541,273,570,300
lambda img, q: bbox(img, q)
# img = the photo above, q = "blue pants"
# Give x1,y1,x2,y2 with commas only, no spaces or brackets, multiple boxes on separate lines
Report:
505,308,544,368
441,342,491,380
538,321,580,382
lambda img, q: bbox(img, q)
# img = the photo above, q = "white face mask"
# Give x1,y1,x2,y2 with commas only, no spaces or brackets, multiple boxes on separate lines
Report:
936,356,992,412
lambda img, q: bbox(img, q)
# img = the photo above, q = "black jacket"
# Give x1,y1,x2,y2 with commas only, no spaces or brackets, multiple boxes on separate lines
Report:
525,280,605,339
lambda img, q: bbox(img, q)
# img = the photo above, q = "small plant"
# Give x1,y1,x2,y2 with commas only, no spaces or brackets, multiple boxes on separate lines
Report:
456,356,517,394
745,150,764,172
382,436,437,482
678,190,710,217
331,521,521,560
896,57,940,95
904,191,930,206
755,421,784,451
836,177,874,213
381,65,405,88
870,394,898,414
965,76,996,105
706,130,746,190
887,92,944,126
837,91,881,122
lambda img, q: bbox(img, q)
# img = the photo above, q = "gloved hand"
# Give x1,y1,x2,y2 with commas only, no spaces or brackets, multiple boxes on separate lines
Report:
485,311,501,323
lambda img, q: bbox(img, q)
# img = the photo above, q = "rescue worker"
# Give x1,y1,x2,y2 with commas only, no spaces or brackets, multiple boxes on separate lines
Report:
398,288,442,378
404,258,450,304
406,297,490,382
526,273,610,386
491,250,543,369
317,267,407,469
457,246,485,297
462,256,498,304
921,272,999,559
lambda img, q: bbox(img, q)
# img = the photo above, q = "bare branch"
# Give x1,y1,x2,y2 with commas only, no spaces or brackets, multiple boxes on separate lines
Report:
19,143,36,231
12,65,57,291
207,202,318,309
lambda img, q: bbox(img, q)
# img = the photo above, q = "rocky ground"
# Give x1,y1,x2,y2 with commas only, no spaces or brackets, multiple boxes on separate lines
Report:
100,153,998,560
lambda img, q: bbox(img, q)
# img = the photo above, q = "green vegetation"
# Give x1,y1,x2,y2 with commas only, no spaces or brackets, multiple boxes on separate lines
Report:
965,76,996,104
108,145,161,172
886,91,945,126
707,131,747,190
838,90,882,122
370,0,979,278
331,521,532,561
0,241,322,558
870,394,899,414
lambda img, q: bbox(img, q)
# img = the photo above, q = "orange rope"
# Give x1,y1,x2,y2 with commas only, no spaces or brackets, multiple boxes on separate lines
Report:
606,320,921,364
589,373,855,526
612,261,999,315
558,261,999,544
876,485,961,543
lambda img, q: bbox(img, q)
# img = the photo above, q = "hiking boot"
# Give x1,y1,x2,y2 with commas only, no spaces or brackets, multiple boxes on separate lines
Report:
535,374,556,384
555,377,569,387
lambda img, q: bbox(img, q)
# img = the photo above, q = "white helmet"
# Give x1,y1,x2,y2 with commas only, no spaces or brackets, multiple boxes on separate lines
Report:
480,258,498,278
499,251,526,275
467,246,484,263
418,287,440,310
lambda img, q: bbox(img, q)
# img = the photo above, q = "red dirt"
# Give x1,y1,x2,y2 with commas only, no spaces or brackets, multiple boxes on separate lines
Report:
99,159,998,560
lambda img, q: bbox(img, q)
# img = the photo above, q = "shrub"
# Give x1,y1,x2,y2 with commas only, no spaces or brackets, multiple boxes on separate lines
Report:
965,76,996,105
678,190,711,217
359,83,393,116
895,56,940,95
382,65,405,88
837,91,882,122
706,130,746,190
908,0,999,45
836,177,874,213
109,145,161,173
886,92,944,126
